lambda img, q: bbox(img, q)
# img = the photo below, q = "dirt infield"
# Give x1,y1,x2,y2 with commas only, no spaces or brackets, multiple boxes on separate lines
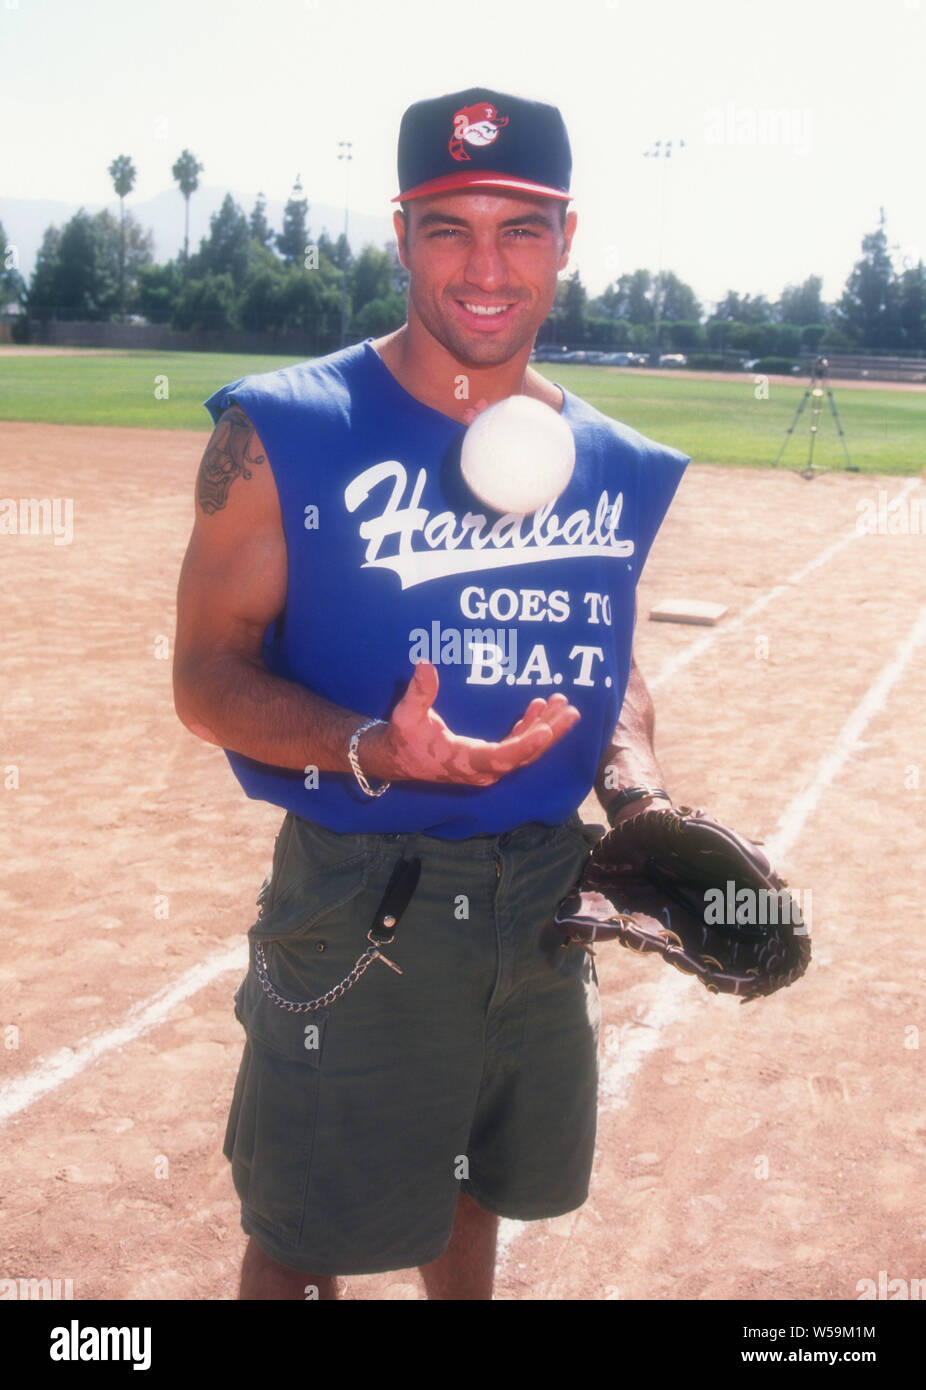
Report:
1,419,924,1301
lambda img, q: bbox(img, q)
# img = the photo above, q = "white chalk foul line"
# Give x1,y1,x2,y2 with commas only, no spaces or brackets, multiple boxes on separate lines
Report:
0,941,248,1130
767,599,926,863
649,478,921,694
585,593,926,1128
3,482,921,1156
499,522,926,1275
582,479,926,1126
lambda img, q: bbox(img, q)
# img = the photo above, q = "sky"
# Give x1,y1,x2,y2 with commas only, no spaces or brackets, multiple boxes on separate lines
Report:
1,0,924,308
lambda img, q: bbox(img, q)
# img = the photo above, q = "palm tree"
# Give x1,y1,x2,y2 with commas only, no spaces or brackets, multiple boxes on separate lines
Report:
107,154,136,318
172,149,204,269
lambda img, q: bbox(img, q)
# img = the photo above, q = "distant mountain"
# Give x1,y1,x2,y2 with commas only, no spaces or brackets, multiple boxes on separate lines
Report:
0,187,396,281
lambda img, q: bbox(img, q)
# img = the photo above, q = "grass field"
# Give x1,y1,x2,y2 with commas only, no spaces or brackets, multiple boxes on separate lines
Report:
0,347,923,474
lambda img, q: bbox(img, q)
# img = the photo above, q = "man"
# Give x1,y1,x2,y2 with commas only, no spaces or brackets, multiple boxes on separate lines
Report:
173,88,689,1300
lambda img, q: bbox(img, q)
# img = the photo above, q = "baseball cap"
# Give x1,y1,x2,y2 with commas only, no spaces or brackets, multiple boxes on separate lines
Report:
393,87,572,203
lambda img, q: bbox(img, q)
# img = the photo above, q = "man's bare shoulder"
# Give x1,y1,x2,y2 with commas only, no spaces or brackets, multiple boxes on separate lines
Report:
196,404,273,518
523,367,565,413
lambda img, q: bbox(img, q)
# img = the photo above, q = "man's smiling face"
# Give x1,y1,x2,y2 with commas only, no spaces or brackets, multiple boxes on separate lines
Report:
394,190,577,367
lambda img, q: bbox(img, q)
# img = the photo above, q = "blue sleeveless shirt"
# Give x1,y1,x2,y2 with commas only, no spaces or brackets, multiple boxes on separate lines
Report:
203,341,688,839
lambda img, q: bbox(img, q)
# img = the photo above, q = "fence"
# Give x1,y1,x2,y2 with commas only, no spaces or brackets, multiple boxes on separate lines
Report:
7,319,325,357
5,322,926,383
802,353,926,384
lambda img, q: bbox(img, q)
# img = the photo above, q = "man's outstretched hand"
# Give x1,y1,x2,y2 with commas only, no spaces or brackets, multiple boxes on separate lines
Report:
361,661,580,787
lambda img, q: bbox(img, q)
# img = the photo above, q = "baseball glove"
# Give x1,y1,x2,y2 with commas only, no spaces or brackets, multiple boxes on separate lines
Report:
554,805,811,1002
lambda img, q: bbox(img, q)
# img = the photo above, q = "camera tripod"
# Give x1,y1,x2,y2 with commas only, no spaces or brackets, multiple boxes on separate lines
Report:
773,357,855,477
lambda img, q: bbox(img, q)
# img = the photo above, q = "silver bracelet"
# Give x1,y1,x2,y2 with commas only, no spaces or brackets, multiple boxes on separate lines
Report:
348,718,391,798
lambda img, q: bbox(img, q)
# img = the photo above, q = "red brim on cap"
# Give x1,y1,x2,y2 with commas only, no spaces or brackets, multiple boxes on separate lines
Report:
392,170,571,202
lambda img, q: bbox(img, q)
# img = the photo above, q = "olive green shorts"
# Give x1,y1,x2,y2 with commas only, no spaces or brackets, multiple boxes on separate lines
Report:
224,810,603,1277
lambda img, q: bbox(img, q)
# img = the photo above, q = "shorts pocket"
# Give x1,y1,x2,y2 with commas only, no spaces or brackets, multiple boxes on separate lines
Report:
224,954,331,1237
563,816,607,855
223,1041,323,1239
233,959,330,1064
250,814,376,943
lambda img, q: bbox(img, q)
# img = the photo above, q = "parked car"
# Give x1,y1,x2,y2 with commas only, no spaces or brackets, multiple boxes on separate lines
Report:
659,354,688,367
531,345,571,362
598,352,635,366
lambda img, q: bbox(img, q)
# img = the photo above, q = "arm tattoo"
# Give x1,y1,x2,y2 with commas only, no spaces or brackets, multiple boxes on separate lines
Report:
197,405,267,514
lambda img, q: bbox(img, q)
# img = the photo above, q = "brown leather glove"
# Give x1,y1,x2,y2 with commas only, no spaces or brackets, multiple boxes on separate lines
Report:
554,806,812,1002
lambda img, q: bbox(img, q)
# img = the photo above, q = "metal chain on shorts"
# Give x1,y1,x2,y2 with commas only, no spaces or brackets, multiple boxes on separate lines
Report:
253,938,391,1014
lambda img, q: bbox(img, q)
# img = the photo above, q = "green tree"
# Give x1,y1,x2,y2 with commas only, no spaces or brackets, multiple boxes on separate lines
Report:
659,271,701,323
26,226,62,320
135,260,183,323
819,325,854,351
714,290,743,321
628,322,653,350
107,154,137,317
30,210,118,321
589,283,624,320
708,319,764,356
194,194,251,290
352,293,407,338
316,229,339,263
557,269,587,343
838,211,900,348
238,241,295,332
897,260,926,352
774,323,803,357
388,242,409,298
715,290,771,325
277,176,310,265
240,262,285,333
800,324,827,353
171,271,239,331
350,245,393,314
665,320,704,351
777,274,825,326
613,270,654,324
333,232,353,273
172,149,204,265
714,289,771,323
239,249,344,345
274,263,342,350
249,193,274,249
92,209,154,315
0,221,27,312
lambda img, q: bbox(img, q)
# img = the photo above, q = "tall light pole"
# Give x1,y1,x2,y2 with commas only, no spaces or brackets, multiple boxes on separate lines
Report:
338,140,353,348
642,137,685,366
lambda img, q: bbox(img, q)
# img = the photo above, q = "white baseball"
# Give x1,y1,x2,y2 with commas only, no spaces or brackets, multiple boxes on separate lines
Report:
460,395,576,515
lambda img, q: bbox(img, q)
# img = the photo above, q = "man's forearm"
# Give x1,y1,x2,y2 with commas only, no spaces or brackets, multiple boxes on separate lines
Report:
594,658,667,816
174,654,372,774
174,654,580,790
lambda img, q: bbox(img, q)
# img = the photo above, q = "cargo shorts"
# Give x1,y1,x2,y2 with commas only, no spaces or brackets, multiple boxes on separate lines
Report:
223,810,604,1277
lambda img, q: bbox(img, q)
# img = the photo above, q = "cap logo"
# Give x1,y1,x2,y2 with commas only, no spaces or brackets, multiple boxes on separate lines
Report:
449,102,509,162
